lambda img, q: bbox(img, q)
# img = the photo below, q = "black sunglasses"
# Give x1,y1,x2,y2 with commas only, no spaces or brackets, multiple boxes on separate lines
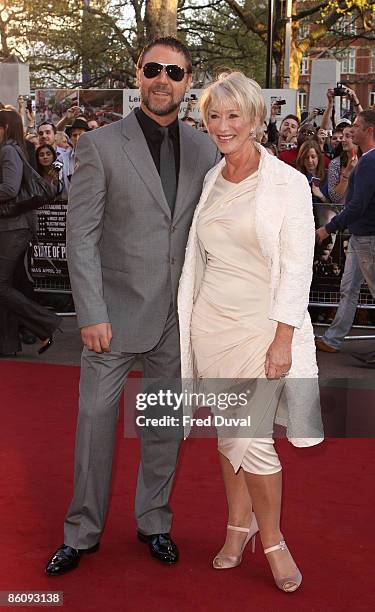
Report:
142,62,187,82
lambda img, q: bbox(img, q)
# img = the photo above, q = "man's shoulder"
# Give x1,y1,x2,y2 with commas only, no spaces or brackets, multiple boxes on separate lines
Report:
357,149,375,174
361,148,375,163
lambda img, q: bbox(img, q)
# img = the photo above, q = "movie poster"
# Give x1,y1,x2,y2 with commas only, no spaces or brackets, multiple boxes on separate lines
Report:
31,201,69,281
35,89,123,127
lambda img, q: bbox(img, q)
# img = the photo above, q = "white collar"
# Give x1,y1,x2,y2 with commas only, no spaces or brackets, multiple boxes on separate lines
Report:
362,147,375,156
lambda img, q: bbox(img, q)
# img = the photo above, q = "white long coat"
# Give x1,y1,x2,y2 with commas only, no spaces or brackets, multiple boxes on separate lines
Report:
177,143,324,447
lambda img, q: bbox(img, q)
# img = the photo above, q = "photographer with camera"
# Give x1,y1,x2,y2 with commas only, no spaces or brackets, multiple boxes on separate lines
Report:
325,85,363,130
267,99,299,151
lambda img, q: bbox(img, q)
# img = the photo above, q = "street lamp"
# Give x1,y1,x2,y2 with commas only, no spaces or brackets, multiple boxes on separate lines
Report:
266,0,274,88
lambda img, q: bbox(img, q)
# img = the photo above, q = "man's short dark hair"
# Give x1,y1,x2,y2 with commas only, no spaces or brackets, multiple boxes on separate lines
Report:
358,109,375,132
38,121,57,134
280,114,300,127
137,36,192,74
332,127,344,135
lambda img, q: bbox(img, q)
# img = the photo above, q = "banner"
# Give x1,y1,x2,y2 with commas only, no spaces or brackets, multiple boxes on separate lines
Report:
122,89,201,121
31,200,69,279
35,89,123,127
123,88,298,126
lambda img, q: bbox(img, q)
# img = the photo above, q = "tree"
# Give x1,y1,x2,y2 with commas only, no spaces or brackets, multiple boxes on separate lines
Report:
2,1,373,90
145,0,178,39
223,0,375,88
0,0,179,88
179,0,266,84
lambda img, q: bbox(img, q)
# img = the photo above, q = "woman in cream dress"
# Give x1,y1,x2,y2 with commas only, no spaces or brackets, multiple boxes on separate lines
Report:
177,73,323,593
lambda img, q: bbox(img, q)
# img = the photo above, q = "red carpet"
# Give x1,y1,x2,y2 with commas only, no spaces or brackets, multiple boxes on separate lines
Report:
0,361,374,611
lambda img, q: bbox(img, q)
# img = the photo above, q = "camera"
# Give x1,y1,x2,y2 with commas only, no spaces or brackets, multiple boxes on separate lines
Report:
326,129,333,137
315,107,325,115
284,143,297,150
52,159,64,172
333,82,346,97
276,99,286,106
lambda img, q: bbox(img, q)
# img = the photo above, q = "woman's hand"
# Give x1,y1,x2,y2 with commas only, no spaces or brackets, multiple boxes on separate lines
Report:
316,226,329,243
265,324,294,379
326,88,335,104
346,153,358,175
311,183,325,200
47,167,59,185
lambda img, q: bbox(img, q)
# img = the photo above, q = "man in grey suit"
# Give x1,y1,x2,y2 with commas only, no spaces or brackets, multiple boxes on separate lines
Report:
45,37,219,575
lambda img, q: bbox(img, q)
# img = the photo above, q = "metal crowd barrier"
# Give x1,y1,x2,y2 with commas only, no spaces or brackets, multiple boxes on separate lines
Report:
30,200,375,340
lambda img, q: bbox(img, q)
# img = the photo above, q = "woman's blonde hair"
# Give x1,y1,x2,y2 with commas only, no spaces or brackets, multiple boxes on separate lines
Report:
199,71,267,134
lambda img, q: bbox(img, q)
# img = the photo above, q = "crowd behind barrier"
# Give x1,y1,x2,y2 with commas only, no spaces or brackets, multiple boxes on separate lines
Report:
1,83,375,335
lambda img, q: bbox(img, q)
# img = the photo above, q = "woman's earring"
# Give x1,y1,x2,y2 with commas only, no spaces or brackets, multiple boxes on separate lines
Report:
249,129,256,140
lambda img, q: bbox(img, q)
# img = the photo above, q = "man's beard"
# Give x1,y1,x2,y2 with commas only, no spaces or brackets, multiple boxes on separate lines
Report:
142,90,183,117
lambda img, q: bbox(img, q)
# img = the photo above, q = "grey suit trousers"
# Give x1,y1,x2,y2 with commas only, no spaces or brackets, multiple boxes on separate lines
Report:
64,303,182,549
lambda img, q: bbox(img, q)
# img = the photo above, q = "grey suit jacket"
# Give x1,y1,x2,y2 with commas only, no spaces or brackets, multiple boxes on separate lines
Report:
67,111,220,352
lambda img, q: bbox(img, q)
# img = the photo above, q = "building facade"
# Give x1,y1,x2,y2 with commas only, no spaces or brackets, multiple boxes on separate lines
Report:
297,9,375,112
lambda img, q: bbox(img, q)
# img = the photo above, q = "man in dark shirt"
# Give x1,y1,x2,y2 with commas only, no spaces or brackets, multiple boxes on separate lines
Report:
267,110,299,149
45,37,220,576
315,109,375,362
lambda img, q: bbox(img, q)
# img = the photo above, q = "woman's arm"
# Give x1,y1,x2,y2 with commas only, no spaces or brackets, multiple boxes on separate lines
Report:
266,172,314,377
270,172,315,329
345,87,363,116
333,171,350,199
312,182,330,203
0,145,23,201
320,89,335,130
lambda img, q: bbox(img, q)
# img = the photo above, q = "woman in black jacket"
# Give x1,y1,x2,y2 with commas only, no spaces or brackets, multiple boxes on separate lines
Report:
0,109,62,356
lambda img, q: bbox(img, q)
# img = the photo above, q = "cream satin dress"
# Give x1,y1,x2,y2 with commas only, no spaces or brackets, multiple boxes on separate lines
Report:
191,170,284,474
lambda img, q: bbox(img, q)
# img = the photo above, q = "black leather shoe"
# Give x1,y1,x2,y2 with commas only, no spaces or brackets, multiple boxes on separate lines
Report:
45,543,99,575
137,532,179,564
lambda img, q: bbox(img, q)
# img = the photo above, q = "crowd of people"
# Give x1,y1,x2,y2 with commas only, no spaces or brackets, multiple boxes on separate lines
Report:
1,79,374,356
261,87,363,211
0,83,367,209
